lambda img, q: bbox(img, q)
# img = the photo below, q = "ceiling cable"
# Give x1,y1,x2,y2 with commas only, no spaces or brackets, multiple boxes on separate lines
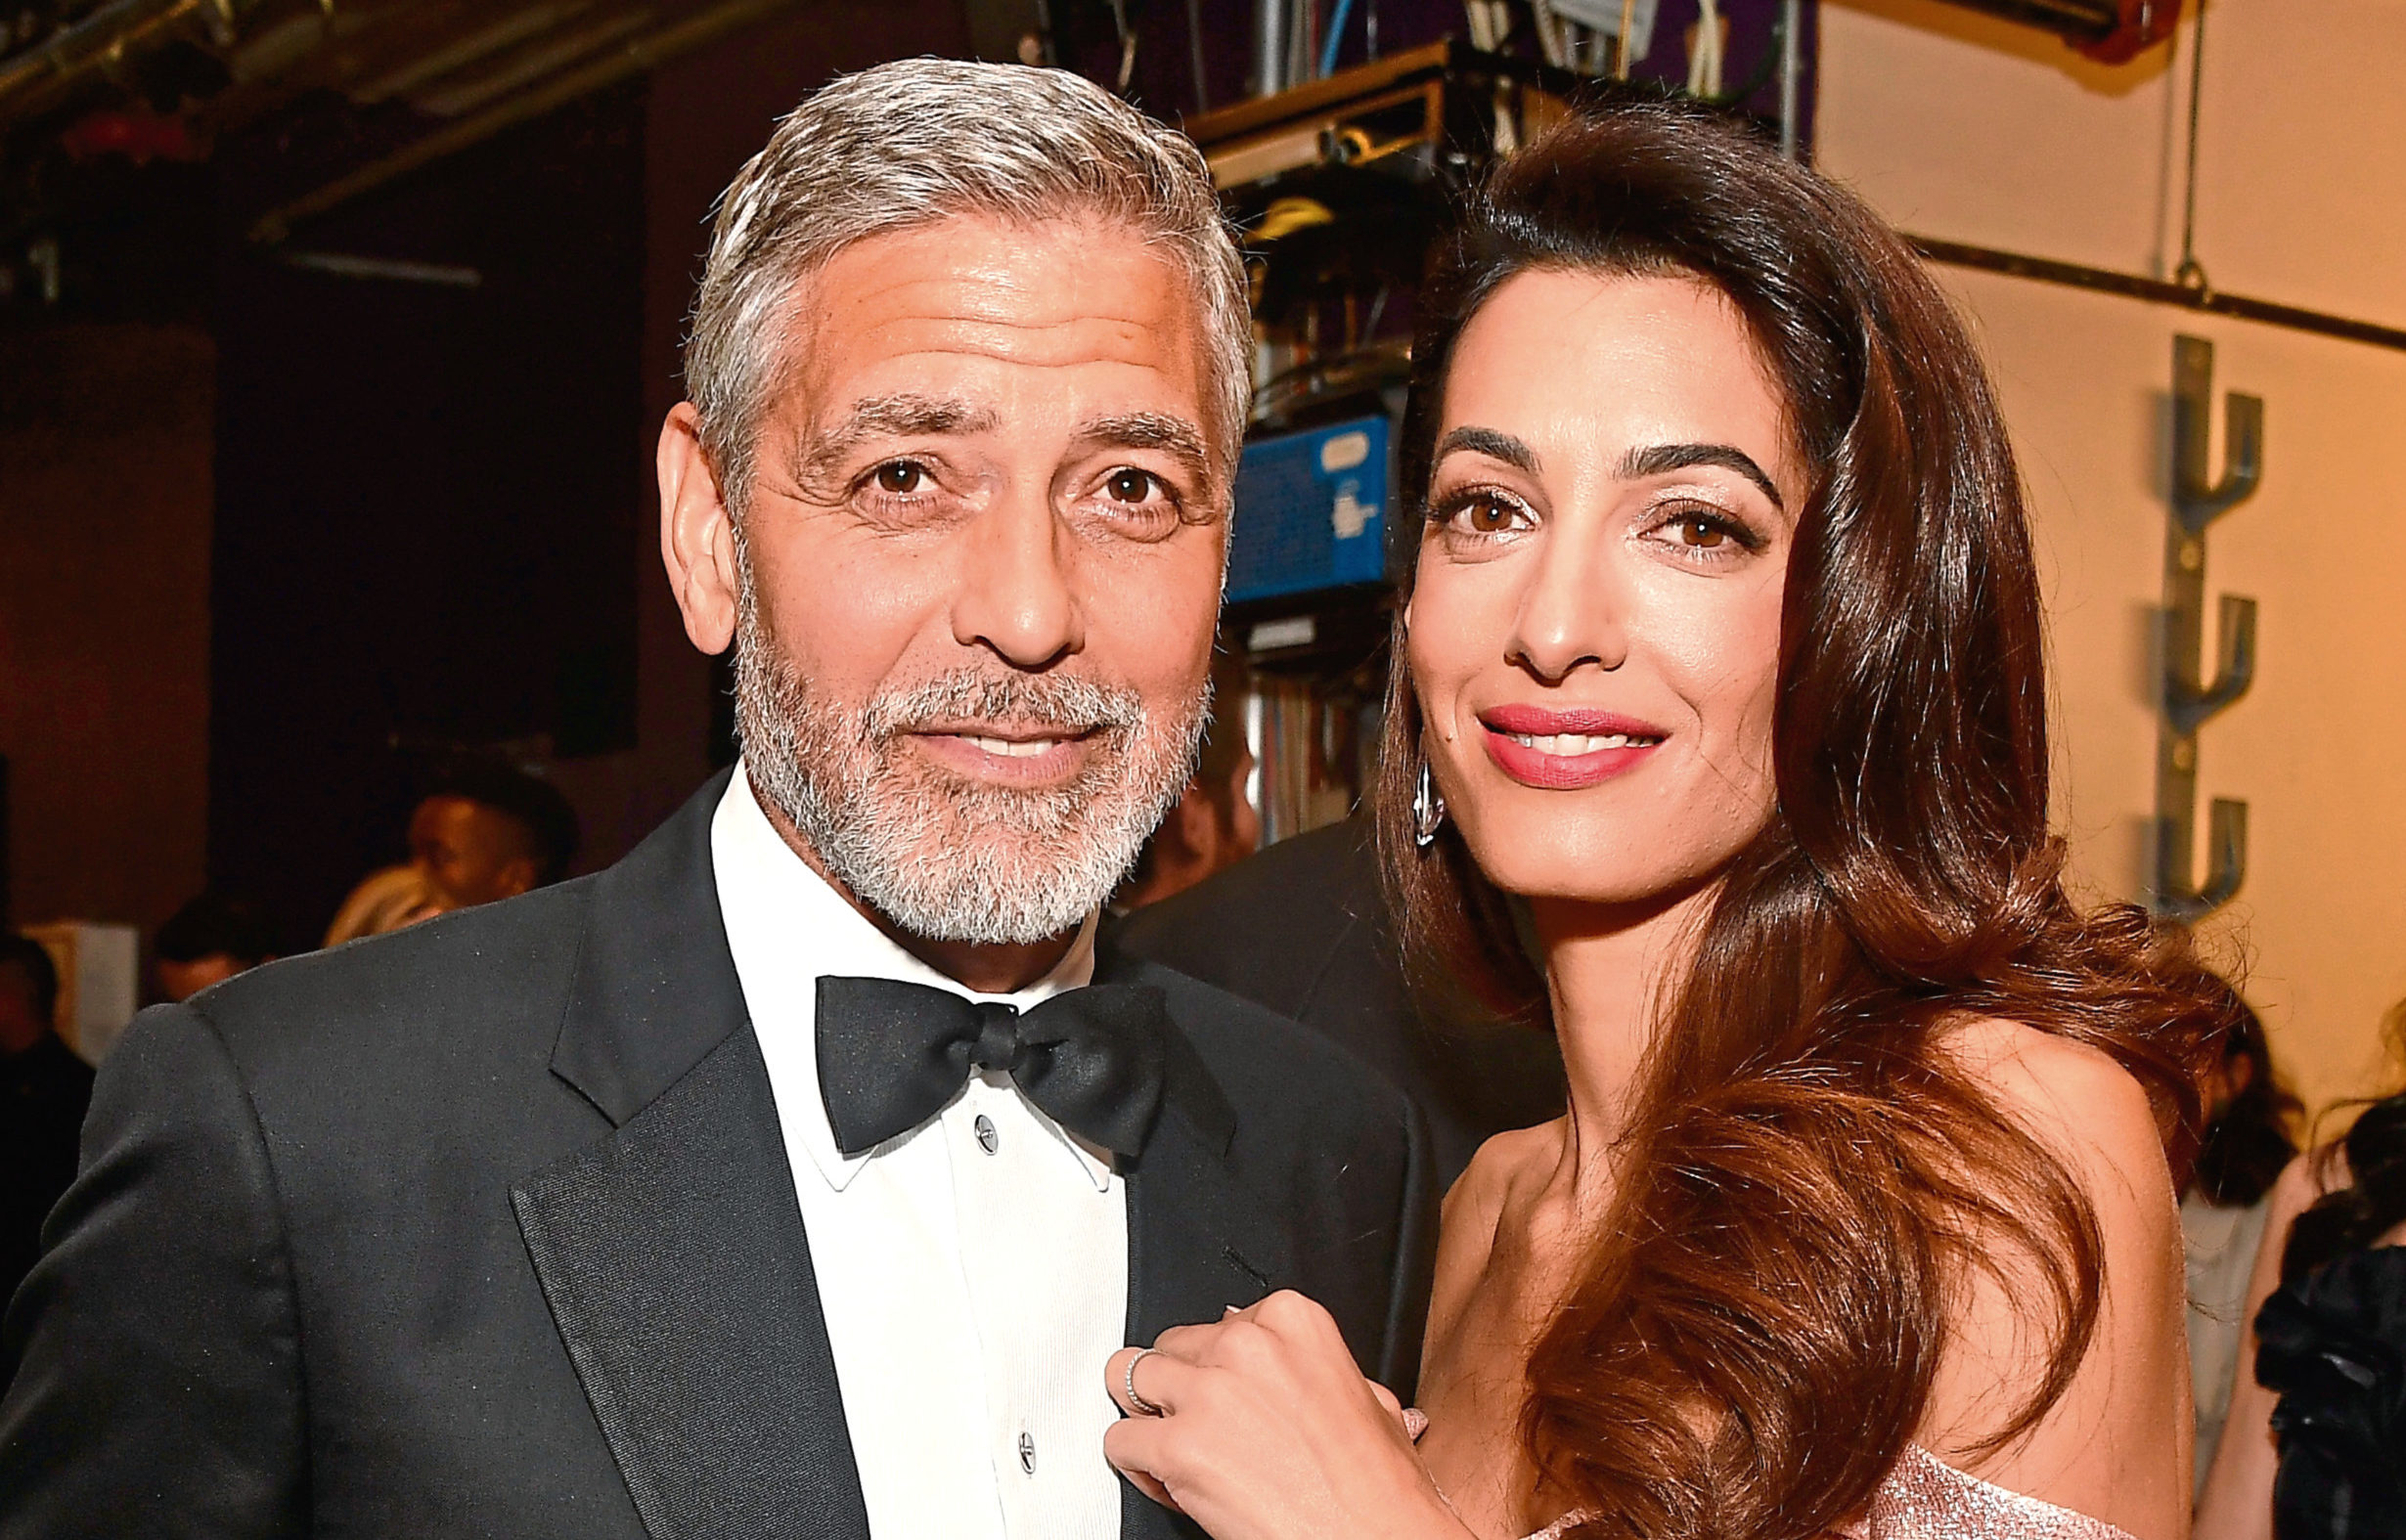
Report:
2174,1,2210,292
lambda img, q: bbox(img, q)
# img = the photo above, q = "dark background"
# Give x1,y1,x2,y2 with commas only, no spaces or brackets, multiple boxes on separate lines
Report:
0,0,1814,952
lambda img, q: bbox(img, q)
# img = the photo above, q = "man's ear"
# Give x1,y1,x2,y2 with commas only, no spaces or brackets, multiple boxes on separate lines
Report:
659,401,741,656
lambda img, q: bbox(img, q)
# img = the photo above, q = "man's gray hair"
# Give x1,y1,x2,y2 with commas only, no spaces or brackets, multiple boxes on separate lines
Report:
686,58,1250,513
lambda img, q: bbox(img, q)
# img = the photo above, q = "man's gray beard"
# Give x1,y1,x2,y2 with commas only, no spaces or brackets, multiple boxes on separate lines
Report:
732,591,1206,947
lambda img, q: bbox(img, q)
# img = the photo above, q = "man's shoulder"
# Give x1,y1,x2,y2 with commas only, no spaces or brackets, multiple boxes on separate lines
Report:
1119,819,1377,955
1112,820,1385,1022
182,876,599,1073
1110,947,1412,1133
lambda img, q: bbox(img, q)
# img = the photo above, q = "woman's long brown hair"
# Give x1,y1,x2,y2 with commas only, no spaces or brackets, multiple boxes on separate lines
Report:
1376,96,2237,1538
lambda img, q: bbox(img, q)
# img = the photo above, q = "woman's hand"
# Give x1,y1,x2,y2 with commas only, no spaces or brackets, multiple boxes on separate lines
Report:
1103,1291,1475,1540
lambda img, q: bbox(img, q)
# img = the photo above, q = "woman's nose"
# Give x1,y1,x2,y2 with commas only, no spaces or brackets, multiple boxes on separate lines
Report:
1505,532,1629,682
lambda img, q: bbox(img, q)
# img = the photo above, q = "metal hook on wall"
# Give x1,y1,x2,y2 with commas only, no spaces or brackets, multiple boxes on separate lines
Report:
2153,334,2262,921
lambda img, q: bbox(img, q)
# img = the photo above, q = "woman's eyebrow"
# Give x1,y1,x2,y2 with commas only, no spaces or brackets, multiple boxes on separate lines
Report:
1618,442,1783,510
1433,425,1540,474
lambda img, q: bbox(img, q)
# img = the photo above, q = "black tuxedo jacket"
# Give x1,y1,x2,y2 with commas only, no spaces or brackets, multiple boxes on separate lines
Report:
0,775,1437,1539
1114,819,1564,1188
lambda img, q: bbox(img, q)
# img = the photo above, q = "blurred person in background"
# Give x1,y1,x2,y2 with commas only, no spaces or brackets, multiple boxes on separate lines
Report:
323,758,580,946
406,758,580,914
1112,679,1258,912
2183,991,2304,1486
152,895,277,1003
2196,999,2406,1540
0,934,92,1311
321,863,440,947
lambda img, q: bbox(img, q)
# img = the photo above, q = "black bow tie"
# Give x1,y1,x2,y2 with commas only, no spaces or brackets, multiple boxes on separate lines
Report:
814,976,1171,1159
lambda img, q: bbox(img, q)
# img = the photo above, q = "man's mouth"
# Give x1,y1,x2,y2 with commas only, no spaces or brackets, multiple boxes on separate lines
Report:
907,722,1100,781
955,734,1061,760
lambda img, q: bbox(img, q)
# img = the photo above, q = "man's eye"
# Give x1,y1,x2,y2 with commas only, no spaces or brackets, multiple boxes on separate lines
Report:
872,462,926,495
1104,468,1158,504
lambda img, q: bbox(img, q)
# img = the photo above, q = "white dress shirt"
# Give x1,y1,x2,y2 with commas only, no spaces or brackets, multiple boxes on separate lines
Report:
710,766,1129,1540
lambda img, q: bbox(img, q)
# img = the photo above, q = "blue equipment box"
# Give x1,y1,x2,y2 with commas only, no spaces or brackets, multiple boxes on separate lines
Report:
1225,415,1390,605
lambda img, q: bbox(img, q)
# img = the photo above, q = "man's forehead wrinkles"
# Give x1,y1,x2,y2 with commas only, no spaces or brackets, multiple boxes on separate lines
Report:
914,312,1162,334
834,318,1182,369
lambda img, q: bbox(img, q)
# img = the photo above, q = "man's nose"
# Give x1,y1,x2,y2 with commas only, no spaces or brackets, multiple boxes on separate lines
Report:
950,486,1083,670
1505,531,1629,682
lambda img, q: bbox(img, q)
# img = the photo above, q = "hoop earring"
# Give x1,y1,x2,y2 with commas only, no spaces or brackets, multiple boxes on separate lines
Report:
1412,759,1448,849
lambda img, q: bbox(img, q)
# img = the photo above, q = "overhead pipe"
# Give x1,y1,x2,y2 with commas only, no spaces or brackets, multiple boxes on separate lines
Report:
248,0,806,245
0,0,222,125
1906,234,2406,355
1932,0,2179,64
1941,0,2120,34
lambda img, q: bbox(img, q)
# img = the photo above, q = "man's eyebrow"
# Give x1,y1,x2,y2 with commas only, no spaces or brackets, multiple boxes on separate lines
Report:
794,393,997,478
1433,425,1541,475
1075,412,1213,478
1618,442,1784,510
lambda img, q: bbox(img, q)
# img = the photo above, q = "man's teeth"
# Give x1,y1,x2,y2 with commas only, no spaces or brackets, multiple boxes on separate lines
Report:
1505,731,1652,755
963,734,1055,759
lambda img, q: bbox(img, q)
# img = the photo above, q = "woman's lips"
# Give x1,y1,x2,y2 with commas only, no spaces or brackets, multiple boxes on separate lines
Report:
1477,704,1666,790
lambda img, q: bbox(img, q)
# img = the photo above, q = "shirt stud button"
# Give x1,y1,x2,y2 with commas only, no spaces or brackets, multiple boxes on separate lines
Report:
1018,1430,1036,1474
974,1114,999,1155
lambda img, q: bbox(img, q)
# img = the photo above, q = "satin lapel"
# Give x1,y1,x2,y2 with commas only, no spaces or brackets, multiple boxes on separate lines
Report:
548,769,748,1126
1104,949,1296,1540
513,1023,870,1540
516,771,869,1540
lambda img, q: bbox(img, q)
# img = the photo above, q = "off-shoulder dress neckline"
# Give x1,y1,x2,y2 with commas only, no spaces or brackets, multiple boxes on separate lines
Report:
1519,1445,2138,1540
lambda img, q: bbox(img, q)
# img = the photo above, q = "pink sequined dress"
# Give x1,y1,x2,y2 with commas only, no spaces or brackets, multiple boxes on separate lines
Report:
1522,1445,2136,1540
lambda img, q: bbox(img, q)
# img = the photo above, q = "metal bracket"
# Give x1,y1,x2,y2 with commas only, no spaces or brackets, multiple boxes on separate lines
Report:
2152,335,2260,920
2172,337,2264,530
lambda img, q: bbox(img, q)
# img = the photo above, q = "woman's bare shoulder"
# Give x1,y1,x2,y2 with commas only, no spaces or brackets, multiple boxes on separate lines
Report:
1935,1016,2160,1147
1431,1122,1566,1300
1923,1016,2191,1540
1445,1119,1563,1219
1931,1014,2179,1313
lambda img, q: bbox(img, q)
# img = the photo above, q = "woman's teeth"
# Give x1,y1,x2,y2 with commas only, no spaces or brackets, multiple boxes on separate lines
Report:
1504,731,1652,755
964,735,1053,759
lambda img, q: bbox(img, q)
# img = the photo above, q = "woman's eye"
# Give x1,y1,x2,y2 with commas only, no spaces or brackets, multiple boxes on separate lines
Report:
1435,491,1531,537
871,461,927,496
1648,506,1760,559
1671,513,1727,548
